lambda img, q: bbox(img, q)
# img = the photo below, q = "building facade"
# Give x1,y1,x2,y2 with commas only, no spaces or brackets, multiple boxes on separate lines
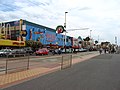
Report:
0,19,72,48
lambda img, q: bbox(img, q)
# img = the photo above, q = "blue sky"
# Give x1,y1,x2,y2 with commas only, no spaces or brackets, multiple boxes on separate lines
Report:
0,0,120,44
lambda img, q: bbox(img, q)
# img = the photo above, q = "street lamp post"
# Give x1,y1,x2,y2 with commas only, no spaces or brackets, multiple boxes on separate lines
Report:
98,35,99,43
64,12,68,53
90,30,92,38
115,36,117,45
64,12,68,28
63,12,90,53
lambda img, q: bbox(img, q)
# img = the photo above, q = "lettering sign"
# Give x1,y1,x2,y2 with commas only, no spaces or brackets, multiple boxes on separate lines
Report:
46,33,56,42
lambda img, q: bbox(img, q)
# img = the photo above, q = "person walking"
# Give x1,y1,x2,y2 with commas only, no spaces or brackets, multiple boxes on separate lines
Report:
104,48,107,54
58,48,61,55
99,47,102,54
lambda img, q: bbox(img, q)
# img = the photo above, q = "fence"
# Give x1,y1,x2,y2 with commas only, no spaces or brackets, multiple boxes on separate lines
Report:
0,55,72,74
0,56,29,74
61,55,72,69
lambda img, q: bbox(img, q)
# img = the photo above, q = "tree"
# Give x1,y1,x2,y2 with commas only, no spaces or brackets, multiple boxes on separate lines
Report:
79,41,82,44
25,40,42,48
95,40,98,44
83,37,90,41
78,36,82,40
101,41,110,46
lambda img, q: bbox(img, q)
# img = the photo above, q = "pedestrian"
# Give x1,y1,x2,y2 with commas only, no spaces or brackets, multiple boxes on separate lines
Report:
99,47,102,54
52,50,55,55
104,49,106,54
58,48,61,55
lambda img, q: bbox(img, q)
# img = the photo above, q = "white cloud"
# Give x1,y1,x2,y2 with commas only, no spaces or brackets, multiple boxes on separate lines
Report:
0,0,120,44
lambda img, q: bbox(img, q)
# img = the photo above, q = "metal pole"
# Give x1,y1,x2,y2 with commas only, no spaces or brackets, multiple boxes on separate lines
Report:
64,12,68,53
5,56,8,74
115,36,117,45
61,56,63,70
64,33,66,52
70,55,72,67
90,30,92,38
63,35,64,47
27,56,30,70
98,35,99,43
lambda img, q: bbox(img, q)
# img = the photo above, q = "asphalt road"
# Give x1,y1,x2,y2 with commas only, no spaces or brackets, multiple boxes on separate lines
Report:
2,54,120,90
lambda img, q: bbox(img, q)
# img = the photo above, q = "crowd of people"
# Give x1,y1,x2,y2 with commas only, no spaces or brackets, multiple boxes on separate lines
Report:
99,45,120,54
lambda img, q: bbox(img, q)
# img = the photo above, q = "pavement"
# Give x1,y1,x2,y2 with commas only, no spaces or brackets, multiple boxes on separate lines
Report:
0,51,99,88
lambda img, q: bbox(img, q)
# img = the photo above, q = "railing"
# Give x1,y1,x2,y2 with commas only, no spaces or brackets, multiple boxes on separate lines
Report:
0,56,29,74
0,54,72,74
61,55,72,69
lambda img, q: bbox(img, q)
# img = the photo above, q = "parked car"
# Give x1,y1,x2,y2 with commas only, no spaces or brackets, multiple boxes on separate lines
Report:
49,48,62,55
12,49,26,56
0,49,17,57
0,49,12,57
23,47,34,55
55,49,62,54
35,49,49,55
79,48,88,52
